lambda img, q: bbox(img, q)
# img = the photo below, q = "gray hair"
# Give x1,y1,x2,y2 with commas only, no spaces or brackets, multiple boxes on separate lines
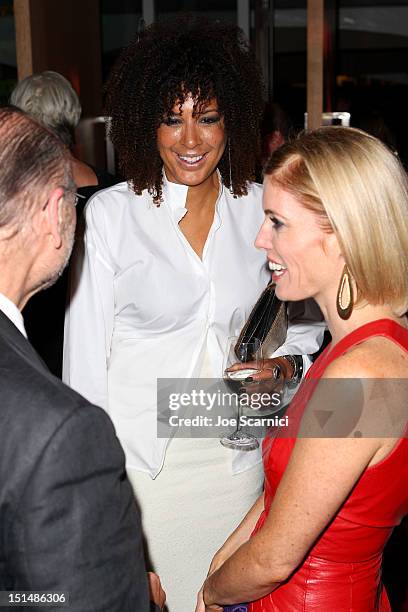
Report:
10,71,82,149
0,107,71,230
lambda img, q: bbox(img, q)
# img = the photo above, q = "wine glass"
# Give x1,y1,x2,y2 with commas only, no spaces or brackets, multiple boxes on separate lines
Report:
220,336,262,450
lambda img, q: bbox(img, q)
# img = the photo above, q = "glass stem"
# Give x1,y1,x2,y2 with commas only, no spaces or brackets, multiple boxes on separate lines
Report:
235,400,242,433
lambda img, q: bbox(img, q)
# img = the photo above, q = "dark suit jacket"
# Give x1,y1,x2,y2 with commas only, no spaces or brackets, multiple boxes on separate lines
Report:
0,309,150,611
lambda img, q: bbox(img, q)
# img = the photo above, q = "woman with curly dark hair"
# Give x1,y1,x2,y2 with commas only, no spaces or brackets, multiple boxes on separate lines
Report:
63,17,324,611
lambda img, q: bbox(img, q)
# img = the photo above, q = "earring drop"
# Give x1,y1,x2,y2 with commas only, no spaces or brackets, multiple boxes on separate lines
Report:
336,264,354,320
228,138,233,195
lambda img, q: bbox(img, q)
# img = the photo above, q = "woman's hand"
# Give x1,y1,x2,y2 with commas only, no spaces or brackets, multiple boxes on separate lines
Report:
227,357,293,388
227,358,290,401
195,586,223,612
148,572,166,610
195,587,205,612
199,493,264,608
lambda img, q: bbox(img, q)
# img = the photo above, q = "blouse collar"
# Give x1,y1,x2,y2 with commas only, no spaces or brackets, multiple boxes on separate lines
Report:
162,168,224,223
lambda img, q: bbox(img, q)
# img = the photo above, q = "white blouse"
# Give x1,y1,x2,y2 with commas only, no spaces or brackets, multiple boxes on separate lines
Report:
0,292,27,338
63,174,325,477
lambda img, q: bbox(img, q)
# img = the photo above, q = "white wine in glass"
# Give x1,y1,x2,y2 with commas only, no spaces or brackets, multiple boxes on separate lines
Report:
220,336,262,450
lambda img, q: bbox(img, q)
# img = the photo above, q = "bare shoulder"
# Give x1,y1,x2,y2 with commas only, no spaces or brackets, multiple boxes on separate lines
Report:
323,335,408,379
73,158,98,187
315,336,408,448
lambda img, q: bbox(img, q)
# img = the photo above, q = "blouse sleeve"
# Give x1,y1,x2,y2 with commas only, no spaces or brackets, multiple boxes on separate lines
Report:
271,299,327,369
63,199,115,412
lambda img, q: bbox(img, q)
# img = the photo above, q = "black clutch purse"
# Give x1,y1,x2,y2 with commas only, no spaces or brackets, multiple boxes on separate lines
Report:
235,283,288,359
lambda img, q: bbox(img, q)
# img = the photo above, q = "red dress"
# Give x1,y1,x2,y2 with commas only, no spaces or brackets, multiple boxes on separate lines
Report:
249,320,408,611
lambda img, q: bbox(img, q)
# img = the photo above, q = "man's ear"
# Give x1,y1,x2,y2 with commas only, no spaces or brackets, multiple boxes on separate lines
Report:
267,130,285,154
44,187,65,249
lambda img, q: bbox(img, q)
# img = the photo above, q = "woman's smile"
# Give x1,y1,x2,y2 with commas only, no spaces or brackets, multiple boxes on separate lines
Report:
268,260,287,281
157,94,227,187
174,152,208,167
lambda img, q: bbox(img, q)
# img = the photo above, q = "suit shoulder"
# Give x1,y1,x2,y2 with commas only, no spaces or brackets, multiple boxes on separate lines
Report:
0,356,116,494
0,341,109,437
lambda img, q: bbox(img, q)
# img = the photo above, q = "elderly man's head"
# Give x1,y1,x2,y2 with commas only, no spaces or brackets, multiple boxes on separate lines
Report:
0,107,76,303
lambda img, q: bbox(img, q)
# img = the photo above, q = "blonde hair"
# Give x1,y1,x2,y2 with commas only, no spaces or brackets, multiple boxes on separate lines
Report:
10,71,81,148
264,126,408,316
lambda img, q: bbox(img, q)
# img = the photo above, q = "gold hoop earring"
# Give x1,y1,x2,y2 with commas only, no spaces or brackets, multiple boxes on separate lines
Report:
336,264,354,320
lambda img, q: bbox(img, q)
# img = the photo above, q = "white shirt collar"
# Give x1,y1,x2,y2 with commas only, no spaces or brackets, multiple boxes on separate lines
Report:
0,292,27,338
161,169,224,223
162,171,189,222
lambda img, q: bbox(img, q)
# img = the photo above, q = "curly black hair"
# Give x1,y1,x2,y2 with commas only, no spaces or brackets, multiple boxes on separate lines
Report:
104,16,264,203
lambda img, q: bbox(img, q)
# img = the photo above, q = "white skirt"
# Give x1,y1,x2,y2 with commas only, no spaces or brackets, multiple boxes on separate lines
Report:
127,437,264,612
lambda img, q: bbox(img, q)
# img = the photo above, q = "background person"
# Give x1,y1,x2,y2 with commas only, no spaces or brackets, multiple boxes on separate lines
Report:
10,70,114,195
0,106,162,611
63,18,325,611
260,102,293,166
199,126,408,611
10,70,118,377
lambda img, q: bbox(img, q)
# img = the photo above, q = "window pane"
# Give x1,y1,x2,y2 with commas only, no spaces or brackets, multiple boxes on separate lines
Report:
156,0,236,24
0,0,17,105
268,2,307,130
337,2,408,163
101,0,143,80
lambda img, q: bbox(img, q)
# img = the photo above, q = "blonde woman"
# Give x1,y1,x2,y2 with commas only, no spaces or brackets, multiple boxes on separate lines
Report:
199,127,408,611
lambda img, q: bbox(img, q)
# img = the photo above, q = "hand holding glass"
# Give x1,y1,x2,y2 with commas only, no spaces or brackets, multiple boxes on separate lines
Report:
220,337,262,450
